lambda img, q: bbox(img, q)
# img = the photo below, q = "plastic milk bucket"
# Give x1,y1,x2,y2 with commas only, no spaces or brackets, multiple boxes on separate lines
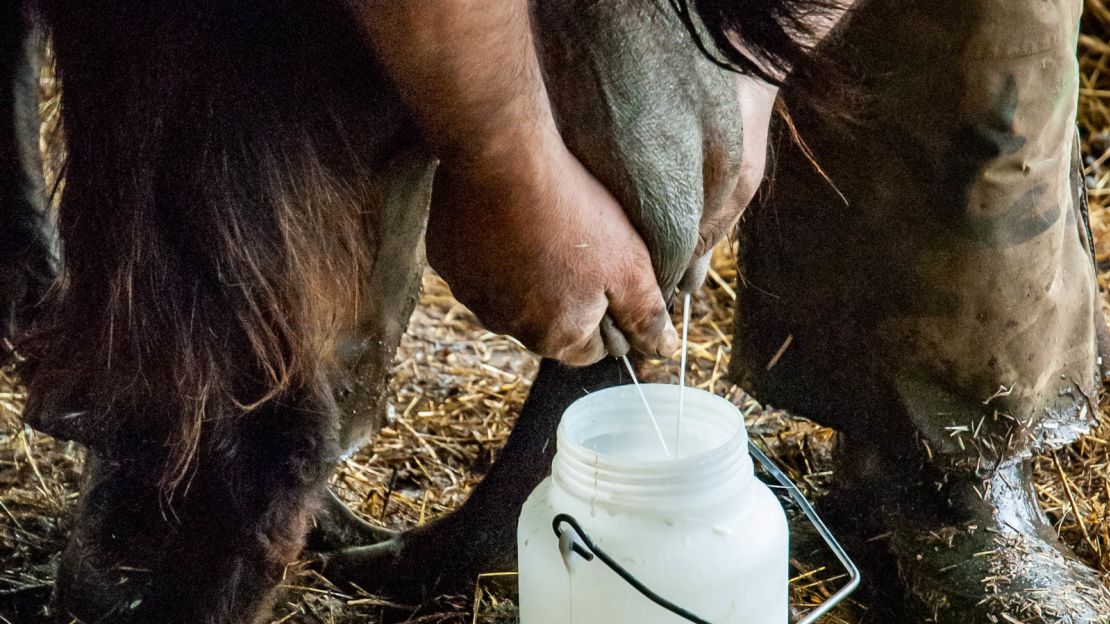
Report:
517,384,789,623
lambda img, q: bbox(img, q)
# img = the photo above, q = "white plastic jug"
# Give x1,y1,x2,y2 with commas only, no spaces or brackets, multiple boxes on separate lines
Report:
517,383,789,623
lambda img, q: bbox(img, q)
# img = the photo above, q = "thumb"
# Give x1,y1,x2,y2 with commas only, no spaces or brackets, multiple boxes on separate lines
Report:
606,267,679,359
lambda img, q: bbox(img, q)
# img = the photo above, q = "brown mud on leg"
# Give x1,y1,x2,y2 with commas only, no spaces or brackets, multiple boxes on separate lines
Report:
732,0,1110,621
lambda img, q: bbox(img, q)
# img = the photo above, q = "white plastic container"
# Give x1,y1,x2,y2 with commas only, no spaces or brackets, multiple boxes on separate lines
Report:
517,383,789,623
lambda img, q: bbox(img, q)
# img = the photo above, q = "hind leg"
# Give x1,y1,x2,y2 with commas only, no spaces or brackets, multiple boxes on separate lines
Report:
319,357,627,601
731,1,1110,619
309,150,433,553
0,0,55,348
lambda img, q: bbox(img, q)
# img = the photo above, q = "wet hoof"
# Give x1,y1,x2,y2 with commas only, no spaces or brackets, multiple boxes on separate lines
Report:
895,521,1110,623
306,488,396,552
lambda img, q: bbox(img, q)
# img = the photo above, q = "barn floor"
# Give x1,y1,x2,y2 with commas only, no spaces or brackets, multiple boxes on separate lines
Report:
0,252,868,624
6,8,1110,624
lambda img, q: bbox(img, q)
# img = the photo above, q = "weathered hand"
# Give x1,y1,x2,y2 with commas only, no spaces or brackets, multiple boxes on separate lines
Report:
426,138,678,366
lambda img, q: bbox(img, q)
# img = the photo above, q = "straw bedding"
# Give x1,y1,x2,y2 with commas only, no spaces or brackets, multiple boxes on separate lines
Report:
5,7,1110,622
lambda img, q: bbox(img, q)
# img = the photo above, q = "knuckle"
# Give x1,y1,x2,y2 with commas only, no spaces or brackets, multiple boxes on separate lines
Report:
561,325,595,353
558,346,596,367
502,316,547,355
542,317,600,363
621,300,665,338
531,331,561,359
534,325,581,360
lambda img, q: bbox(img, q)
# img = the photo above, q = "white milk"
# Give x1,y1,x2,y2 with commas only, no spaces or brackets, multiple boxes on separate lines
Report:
517,384,789,623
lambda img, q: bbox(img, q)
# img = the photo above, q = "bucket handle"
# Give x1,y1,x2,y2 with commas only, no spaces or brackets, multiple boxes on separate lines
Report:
551,441,860,624
553,513,714,624
747,441,861,624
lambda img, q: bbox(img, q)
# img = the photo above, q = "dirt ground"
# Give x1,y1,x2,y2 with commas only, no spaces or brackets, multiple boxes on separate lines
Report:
7,7,1110,624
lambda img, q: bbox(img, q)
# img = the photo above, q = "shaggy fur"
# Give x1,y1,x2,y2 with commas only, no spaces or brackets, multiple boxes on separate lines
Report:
25,0,387,487
16,1,424,620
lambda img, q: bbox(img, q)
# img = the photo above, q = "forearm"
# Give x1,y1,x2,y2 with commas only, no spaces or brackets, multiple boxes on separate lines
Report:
351,0,559,164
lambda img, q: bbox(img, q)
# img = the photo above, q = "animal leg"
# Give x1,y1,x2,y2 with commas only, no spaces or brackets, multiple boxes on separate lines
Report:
307,487,397,552
309,140,433,553
0,0,55,349
320,357,627,601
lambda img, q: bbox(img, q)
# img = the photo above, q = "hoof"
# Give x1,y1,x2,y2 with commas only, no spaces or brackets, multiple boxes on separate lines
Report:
318,514,514,602
891,462,1110,623
306,488,396,552
318,533,449,603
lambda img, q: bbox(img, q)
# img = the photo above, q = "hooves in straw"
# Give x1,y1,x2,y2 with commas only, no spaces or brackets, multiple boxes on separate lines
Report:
306,488,396,552
308,488,504,602
892,463,1110,623
315,509,515,602
313,357,630,602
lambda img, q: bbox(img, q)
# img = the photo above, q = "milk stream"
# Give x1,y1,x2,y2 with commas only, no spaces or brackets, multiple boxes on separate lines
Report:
623,291,693,461
517,297,855,624
677,292,691,458
621,355,672,459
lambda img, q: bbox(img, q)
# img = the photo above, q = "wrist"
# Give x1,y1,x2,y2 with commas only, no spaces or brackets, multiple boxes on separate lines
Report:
442,112,563,158
438,122,567,184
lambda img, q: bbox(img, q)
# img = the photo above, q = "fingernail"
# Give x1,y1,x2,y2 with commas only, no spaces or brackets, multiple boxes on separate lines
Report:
659,325,680,358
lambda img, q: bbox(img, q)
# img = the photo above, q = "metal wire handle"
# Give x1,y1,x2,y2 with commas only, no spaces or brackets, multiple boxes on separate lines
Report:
747,441,860,624
551,443,860,624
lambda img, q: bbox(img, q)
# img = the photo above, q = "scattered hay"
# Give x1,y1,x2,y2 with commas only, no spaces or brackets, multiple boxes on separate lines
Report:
0,260,852,624
6,8,1110,624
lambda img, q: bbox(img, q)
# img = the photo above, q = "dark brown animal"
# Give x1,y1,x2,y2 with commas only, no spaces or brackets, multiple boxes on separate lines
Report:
8,2,1105,623
0,0,752,622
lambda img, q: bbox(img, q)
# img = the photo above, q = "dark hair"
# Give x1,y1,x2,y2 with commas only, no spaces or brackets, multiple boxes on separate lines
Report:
668,0,849,85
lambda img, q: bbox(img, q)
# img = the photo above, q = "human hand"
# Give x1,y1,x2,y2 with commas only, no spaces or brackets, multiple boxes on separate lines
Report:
426,136,679,366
